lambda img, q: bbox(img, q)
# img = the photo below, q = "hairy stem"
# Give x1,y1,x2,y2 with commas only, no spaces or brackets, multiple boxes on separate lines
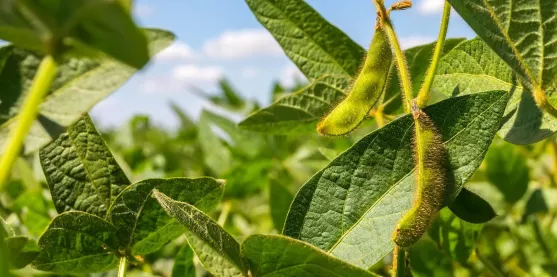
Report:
392,246,406,277
373,0,413,113
416,1,450,108
0,56,58,188
534,86,557,119
118,257,128,277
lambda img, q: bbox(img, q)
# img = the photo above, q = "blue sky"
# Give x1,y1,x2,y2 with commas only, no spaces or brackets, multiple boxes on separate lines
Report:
90,0,476,128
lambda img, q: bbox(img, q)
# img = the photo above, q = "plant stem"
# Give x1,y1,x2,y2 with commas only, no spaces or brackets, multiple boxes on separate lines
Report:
118,257,128,277
373,0,413,113
0,56,58,189
476,249,504,277
391,246,406,277
416,1,450,108
217,200,232,226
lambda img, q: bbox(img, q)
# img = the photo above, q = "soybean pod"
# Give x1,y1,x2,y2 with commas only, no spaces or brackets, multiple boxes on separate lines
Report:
317,25,392,136
392,101,447,247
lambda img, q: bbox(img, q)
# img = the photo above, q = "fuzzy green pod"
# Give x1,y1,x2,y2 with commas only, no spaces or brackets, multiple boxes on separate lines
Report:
317,27,392,136
392,102,448,247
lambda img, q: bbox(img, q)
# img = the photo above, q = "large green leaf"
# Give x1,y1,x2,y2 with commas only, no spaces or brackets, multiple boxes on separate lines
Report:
153,191,249,277
0,0,149,68
39,114,130,218
33,211,120,274
239,39,465,134
241,234,377,277
172,244,196,277
284,91,509,268
434,38,557,144
448,0,557,132
244,0,364,79
0,29,174,156
428,208,483,264
107,178,224,255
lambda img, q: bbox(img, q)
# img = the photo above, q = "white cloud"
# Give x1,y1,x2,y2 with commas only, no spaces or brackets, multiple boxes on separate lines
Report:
202,29,283,59
241,67,258,78
154,42,197,61
140,65,224,94
399,36,435,49
418,0,444,14
134,4,154,17
280,64,306,87
173,65,224,82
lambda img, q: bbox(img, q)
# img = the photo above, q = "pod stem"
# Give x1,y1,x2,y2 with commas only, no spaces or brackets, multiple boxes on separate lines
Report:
118,257,128,277
373,0,413,113
416,1,450,108
392,246,407,277
0,55,58,189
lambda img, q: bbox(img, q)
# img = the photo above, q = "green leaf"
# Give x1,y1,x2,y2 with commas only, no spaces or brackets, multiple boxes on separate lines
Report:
33,211,119,274
447,0,557,96
12,190,54,237
199,110,233,175
0,29,175,156
429,208,483,264
434,38,557,144
244,0,364,79
5,236,39,269
239,75,350,134
172,244,196,277
239,39,465,134
284,91,509,268
449,187,497,224
39,114,130,218
108,177,224,255
269,180,294,232
485,140,529,204
0,0,149,68
153,190,249,277
241,234,377,277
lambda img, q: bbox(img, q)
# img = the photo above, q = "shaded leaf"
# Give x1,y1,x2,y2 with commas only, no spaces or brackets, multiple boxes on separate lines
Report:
33,211,119,274
429,208,483,264
241,234,377,277
0,29,174,156
153,190,249,277
284,91,509,268
172,244,196,277
449,187,497,224
108,178,224,255
39,114,130,218
245,0,364,79
485,140,529,204
434,38,557,144
269,180,294,232
0,0,149,68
